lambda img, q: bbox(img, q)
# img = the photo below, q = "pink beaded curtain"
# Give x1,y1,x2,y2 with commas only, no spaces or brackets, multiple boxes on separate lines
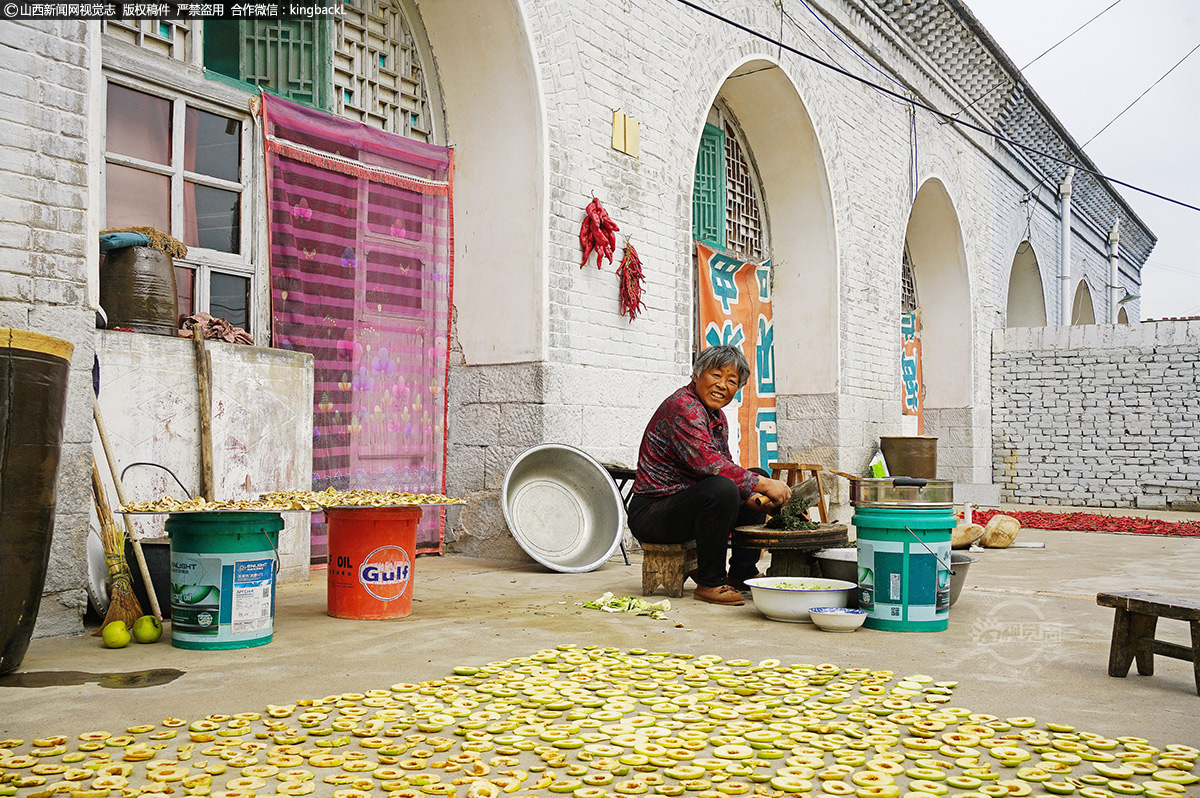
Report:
263,94,453,559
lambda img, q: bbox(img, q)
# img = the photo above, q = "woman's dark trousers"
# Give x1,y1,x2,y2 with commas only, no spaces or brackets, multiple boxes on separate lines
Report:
628,473,767,588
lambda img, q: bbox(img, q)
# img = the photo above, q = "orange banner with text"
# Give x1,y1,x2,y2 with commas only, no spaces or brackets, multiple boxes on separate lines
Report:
696,243,777,472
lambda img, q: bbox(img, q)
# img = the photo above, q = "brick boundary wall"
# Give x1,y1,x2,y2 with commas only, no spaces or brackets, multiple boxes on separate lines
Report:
992,322,1200,510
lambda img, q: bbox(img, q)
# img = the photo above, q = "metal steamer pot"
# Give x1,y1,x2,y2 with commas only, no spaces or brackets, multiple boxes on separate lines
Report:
849,476,954,508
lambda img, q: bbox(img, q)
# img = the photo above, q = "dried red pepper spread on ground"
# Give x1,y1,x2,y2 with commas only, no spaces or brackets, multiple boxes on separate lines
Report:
973,508,1200,537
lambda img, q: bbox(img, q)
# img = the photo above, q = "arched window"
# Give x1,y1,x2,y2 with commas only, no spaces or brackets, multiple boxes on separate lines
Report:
1072,280,1096,325
693,106,769,262
334,0,436,142
692,103,776,470
902,244,919,314
1005,241,1048,327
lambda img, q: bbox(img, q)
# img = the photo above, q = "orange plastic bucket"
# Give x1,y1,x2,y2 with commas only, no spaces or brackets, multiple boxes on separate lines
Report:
326,506,421,619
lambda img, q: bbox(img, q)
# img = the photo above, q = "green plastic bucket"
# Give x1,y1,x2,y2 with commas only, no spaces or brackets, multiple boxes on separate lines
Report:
166,512,283,650
854,506,954,632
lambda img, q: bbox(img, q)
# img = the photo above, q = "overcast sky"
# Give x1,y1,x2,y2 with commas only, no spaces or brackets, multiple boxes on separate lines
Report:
963,0,1200,320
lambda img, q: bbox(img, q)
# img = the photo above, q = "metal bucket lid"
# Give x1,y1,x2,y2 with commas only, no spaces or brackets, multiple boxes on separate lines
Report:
850,477,954,508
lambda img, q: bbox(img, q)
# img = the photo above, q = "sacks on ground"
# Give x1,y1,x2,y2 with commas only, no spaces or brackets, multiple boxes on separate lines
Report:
982,514,1021,548
952,522,985,549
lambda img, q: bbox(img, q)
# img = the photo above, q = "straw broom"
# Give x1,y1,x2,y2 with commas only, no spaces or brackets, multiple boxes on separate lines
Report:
92,460,143,630
94,400,161,618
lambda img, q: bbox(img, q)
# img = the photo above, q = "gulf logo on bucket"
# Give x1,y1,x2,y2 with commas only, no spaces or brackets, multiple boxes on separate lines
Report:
358,545,411,601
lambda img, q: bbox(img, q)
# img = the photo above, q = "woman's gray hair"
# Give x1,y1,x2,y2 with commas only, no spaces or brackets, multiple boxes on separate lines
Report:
692,345,751,388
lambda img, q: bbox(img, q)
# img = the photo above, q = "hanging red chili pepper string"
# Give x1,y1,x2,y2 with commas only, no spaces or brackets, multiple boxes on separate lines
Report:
617,238,645,322
580,196,619,268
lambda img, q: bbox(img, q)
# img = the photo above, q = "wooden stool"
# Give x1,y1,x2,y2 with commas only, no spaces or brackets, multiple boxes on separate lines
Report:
1096,591,1200,695
641,541,697,597
769,462,829,523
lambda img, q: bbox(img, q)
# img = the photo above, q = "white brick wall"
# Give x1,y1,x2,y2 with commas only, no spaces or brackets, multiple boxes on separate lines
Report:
992,322,1198,509
0,22,97,637
0,6,1157,579
444,0,1150,556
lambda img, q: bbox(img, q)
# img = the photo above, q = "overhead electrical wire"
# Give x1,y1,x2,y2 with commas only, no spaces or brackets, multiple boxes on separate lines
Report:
780,5,911,110
791,0,910,92
1022,0,1125,71
672,0,1200,215
952,0,1125,121
1145,260,1200,279
782,1,920,194
1082,41,1200,146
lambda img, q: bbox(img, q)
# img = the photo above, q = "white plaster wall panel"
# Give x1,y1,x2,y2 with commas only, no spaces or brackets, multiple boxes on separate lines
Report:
94,332,314,581
418,0,546,365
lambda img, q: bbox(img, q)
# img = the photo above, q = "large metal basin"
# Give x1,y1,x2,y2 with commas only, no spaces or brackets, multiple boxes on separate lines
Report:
948,552,979,606
501,444,625,573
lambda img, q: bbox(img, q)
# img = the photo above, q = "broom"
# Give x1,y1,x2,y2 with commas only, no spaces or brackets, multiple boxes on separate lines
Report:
92,460,144,630
94,400,162,619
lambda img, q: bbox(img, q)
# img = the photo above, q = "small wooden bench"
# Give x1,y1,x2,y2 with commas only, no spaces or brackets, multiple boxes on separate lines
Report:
1096,591,1200,695
641,541,697,598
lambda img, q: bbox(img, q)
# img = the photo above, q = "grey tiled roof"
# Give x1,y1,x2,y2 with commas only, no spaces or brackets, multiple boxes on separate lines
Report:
869,0,1155,269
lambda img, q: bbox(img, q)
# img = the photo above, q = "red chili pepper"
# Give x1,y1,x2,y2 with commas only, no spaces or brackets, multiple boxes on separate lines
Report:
617,240,645,321
579,197,619,269
969,508,1198,537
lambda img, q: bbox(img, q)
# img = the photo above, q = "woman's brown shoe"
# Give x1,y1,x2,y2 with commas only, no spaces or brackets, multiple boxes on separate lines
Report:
729,573,766,592
693,584,746,606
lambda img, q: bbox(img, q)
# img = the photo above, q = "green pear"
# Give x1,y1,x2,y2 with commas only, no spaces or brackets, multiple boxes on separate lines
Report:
132,615,163,644
101,620,131,648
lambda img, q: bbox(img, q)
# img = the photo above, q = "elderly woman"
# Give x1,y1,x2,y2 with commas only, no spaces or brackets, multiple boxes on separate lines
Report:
628,345,792,606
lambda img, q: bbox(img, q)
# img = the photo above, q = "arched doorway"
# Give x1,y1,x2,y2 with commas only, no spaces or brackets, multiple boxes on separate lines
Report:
902,179,972,477
1118,306,1130,324
418,0,545,558
691,60,838,469
1072,280,1096,325
1006,241,1047,327
419,0,544,364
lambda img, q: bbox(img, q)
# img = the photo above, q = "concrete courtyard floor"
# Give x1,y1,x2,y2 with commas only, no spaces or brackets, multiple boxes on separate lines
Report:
3,519,1199,749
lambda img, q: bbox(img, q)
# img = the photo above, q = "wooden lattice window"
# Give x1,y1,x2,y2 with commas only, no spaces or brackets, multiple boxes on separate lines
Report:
692,112,768,261
335,0,433,142
103,19,193,61
693,123,726,248
203,20,332,109
724,123,764,261
902,243,919,313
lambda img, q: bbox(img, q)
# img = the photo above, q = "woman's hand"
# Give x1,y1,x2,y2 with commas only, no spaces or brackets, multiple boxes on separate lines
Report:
743,492,771,510
753,476,792,510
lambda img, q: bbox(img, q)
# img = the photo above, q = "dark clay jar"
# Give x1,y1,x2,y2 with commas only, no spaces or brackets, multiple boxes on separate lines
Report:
0,329,72,674
100,246,179,335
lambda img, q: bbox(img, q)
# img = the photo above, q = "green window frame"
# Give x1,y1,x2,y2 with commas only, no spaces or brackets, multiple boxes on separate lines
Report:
203,19,333,110
693,123,726,249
